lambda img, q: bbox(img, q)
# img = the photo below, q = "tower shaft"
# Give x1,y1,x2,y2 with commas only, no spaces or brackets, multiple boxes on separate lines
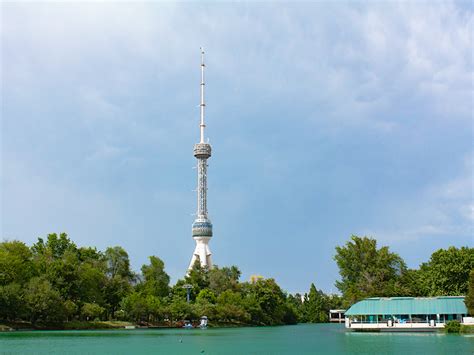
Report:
197,158,208,217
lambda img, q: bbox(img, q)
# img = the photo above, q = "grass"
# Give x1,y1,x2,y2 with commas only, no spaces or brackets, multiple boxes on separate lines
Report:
63,321,135,330
460,324,474,334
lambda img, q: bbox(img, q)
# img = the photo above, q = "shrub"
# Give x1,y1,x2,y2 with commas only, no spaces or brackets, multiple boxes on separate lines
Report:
445,320,461,333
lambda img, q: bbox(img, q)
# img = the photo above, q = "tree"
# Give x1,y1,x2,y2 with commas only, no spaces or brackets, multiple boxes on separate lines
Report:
81,303,105,321
464,269,474,315
286,293,304,321
146,294,165,322
208,266,241,295
0,283,24,321
104,246,133,317
244,279,290,325
64,300,78,322
140,256,170,297
32,233,76,259
24,277,65,323
0,241,34,285
31,234,81,300
196,289,217,304
168,297,195,321
121,292,148,322
185,261,210,295
399,269,426,297
77,262,107,305
304,283,328,323
418,247,474,296
104,275,132,318
105,246,133,280
216,290,249,323
334,235,407,305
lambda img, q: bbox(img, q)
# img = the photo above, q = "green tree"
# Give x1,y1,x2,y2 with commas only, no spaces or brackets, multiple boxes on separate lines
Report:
63,300,78,322
77,262,107,305
146,294,165,322
286,293,304,321
24,277,65,323
334,235,407,305
81,303,105,320
195,295,217,320
105,246,133,280
0,283,24,321
216,290,249,323
121,292,148,322
464,269,474,315
304,283,328,323
140,256,170,297
185,261,210,296
399,269,426,297
31,234,81,300
245,279,290,325
104,275,132,318
196,289,217,304
0,241,34,285
168,297,195,321
208,266,241,295
104,246,133,317
32,233,76,259
418,247,474,296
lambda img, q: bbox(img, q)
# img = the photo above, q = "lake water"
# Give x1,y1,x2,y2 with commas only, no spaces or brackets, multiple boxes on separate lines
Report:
1,324,473,354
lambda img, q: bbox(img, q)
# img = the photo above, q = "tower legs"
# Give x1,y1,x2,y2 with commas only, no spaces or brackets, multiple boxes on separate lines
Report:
188,237,212,270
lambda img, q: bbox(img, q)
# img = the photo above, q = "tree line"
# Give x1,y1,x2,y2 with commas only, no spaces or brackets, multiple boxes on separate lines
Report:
334,235,474,313
0,233,472,327
0,233,341,326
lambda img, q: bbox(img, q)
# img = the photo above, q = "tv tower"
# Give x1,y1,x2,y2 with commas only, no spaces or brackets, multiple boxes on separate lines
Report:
188,48,213,270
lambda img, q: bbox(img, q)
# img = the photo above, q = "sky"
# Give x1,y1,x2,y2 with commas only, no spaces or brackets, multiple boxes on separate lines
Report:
1,1,473,294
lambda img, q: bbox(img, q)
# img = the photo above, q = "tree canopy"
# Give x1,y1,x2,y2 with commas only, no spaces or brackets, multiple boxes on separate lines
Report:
334,235,407,305
334,235,473,306
1,232,471,327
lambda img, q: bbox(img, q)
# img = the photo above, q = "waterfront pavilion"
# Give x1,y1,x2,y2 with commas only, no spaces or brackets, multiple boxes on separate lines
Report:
345,296,468,331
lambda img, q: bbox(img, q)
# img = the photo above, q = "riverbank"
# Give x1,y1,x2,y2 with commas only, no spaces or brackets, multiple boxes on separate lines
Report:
0,320,252,331
0,320,137,331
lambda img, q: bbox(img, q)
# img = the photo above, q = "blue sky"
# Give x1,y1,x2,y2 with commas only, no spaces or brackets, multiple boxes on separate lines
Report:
1,1,473,293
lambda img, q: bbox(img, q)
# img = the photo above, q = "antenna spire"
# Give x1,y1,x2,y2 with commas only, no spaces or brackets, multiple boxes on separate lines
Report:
200,47,206,143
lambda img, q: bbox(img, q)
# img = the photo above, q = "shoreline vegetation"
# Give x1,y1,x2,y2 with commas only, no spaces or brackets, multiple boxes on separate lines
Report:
1,233,473,332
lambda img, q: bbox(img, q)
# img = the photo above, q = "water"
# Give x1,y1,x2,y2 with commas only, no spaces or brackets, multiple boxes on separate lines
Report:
0,324,473,354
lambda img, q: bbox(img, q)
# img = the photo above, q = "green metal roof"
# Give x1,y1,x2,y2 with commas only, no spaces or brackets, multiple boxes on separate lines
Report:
345,296,467,316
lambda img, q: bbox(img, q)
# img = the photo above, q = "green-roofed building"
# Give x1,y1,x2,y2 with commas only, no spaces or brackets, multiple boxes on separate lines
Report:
345,296,470,331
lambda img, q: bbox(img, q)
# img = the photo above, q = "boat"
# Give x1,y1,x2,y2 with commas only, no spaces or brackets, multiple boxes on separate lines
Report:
199,316,208,329
182,320,193,329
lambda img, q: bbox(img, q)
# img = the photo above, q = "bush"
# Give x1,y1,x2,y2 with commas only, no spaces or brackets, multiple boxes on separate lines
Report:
445,320,461,333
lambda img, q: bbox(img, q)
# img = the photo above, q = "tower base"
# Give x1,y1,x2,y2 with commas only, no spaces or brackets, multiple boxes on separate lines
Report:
188,237,212,270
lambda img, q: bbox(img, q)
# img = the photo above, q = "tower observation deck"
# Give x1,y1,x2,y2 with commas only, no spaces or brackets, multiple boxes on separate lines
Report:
188,48,213,270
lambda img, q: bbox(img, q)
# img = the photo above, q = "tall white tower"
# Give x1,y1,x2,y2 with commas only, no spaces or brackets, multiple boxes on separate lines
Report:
188,48,213,270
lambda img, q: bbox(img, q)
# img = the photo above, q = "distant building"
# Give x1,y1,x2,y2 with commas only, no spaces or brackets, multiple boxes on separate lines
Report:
249,275,264,284
345,296,469,331
329,309,346,323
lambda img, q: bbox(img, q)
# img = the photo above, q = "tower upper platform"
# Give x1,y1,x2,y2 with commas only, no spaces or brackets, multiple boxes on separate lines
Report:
194,143,212,159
